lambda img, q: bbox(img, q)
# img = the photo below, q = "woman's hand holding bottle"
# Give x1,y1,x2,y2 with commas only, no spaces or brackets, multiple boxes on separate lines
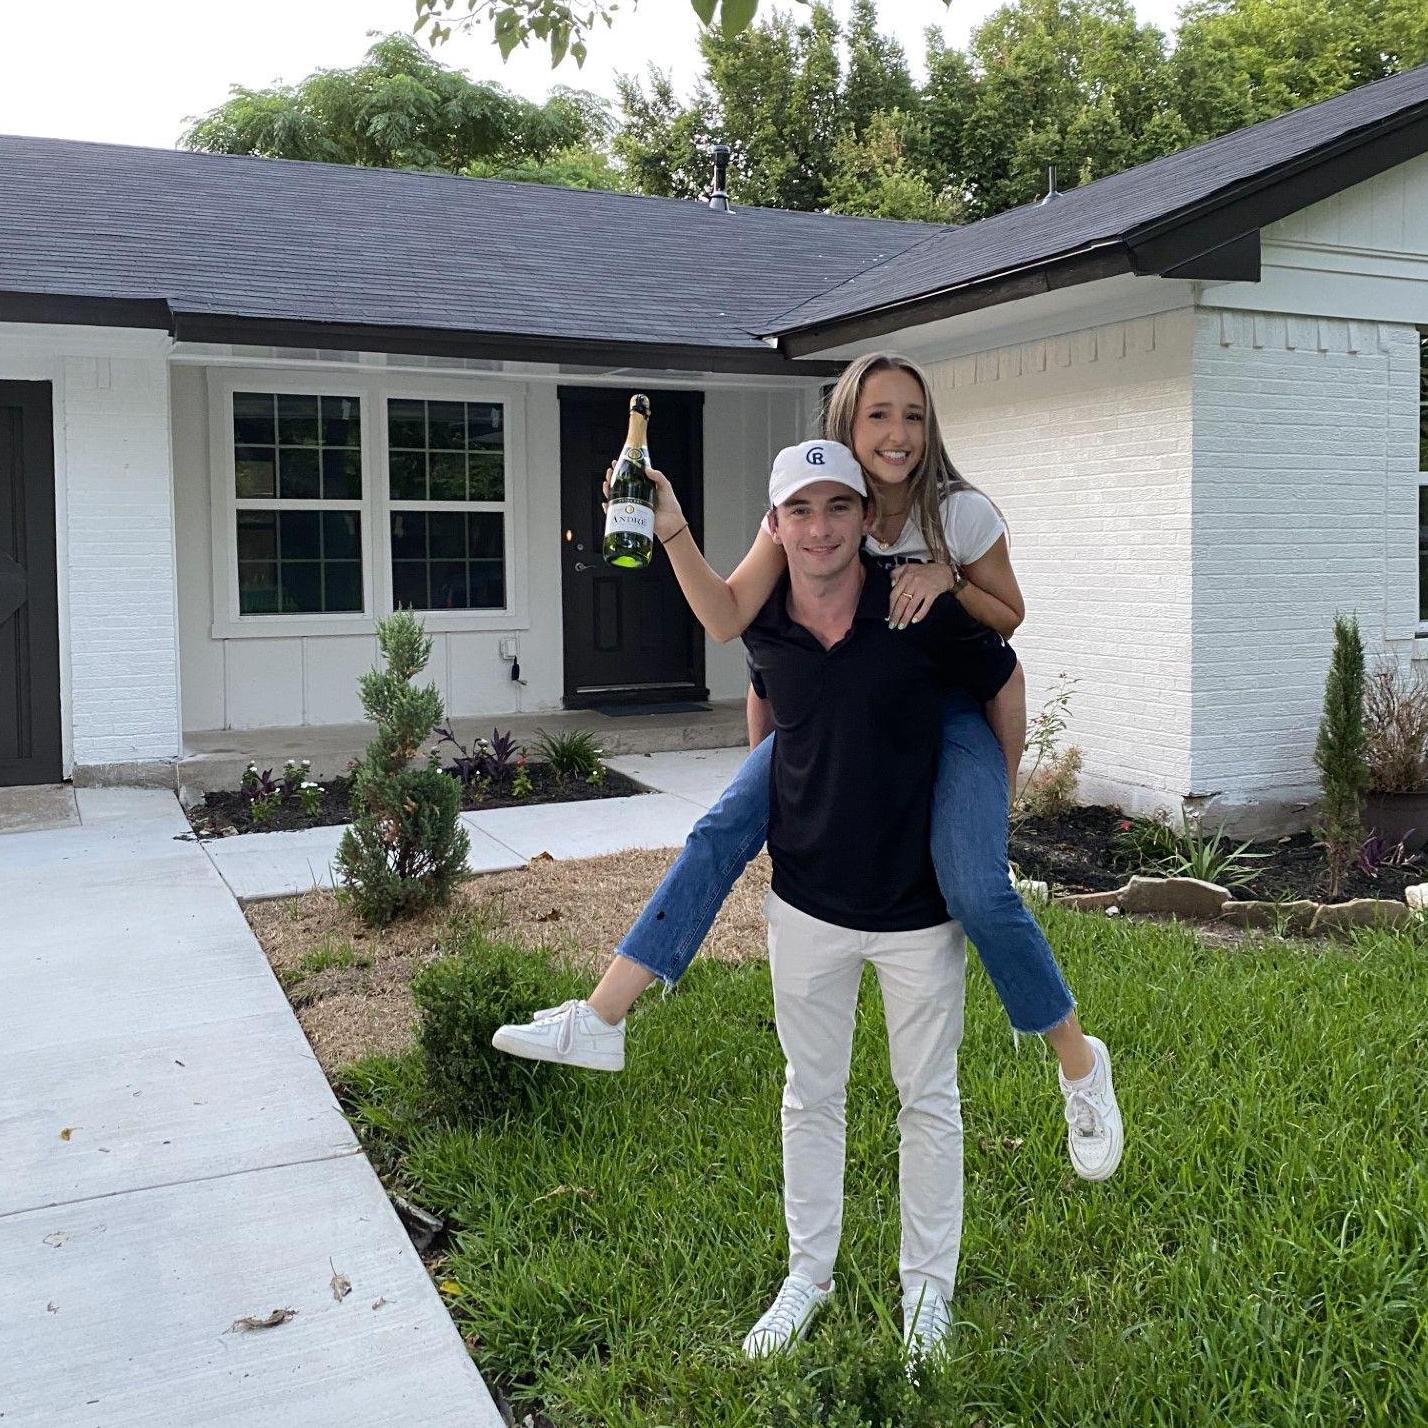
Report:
604,463,689,545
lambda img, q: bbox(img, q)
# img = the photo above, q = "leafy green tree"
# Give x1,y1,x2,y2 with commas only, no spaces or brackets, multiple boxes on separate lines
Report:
464,145,629,190
704,2,843,211
612,66,716,200
952,0,1189,219
842,0,918,141
1172,0,1428,144
414,0,951,68
825,111,959,224
183,32,612,176
616,3,844,211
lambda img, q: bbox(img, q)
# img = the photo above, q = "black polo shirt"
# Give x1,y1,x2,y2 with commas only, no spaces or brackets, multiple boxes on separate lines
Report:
743,553,1016,932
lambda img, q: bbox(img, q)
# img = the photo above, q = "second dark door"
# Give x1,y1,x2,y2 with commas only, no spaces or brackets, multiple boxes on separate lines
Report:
558,387,706,707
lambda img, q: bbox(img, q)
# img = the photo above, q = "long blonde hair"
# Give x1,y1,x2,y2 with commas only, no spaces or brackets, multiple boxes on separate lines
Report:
821,352,987,568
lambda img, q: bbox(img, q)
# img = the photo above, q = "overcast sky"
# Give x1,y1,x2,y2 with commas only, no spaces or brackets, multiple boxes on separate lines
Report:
0,0,1186,151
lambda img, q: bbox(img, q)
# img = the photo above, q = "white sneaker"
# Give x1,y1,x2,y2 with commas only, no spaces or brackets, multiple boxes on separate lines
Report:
490,1000,625,1072
902,1286,953,1359
741,1274,833,1359
1059,1035,1124,1181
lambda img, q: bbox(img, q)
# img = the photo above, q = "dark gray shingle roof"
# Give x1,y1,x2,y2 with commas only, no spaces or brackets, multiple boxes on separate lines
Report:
4,61,1428,360
763,62,1428,339
0,135,944,358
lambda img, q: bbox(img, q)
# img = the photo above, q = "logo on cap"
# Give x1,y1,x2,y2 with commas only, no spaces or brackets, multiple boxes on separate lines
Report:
806,447,826,465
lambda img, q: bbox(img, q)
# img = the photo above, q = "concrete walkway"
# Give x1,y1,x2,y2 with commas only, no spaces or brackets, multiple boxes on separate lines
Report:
204,747,749,902
0,789,503,1426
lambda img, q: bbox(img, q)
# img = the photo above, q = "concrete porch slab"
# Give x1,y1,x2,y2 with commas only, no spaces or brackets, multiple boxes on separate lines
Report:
0,784,78,835
467,792,706,861
0,1155,499,1426
606,746,749,808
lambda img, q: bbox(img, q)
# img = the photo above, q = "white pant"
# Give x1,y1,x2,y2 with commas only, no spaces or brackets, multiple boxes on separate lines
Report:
765,891,967,1300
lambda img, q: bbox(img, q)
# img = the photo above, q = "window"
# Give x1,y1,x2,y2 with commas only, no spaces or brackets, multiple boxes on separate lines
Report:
387,398,507,611
233,392,363,615
1420,333,1427,625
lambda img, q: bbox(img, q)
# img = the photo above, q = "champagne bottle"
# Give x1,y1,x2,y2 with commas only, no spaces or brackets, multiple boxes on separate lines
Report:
602,393,656,569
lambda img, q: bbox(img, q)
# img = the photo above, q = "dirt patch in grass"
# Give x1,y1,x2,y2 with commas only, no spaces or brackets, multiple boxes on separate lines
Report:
246,848,772,1074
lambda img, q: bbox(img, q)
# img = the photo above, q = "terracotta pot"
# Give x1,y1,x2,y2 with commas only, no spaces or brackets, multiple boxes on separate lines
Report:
1363,789,1428,853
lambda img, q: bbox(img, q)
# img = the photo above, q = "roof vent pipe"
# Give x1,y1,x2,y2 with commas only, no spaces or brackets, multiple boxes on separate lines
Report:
1039,165,1062,205
709,144,732,212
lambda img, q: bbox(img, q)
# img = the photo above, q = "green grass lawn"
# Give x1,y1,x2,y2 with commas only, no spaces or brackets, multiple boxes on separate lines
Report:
339,905,1428,1427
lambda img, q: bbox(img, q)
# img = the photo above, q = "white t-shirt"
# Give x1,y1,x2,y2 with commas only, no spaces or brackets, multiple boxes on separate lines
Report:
865,487,1005,568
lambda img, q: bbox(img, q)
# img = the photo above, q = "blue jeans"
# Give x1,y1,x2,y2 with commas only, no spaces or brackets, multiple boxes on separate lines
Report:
616,692,1076,1035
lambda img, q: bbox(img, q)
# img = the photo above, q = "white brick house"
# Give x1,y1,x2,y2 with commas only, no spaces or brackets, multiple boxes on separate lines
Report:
3,66,1427,831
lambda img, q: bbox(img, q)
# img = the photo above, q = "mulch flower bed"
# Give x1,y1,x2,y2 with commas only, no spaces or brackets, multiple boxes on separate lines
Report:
1010,806,1423,905
188,763,648,839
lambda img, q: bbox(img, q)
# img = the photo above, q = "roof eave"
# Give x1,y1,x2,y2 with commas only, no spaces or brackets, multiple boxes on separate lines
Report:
171,313,847,376
770,92,1428,358
1124,99,1428,270
770,244,1135,358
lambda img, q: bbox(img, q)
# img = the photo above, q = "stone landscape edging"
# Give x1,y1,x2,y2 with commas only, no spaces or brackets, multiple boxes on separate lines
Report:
1053,876,1428,936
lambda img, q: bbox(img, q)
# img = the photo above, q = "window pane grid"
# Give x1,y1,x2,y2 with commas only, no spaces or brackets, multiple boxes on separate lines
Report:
387,397,507,612
238,509,364,616
233,391,364,617
386,398,505,504
234,392,362,501
390,510,506,612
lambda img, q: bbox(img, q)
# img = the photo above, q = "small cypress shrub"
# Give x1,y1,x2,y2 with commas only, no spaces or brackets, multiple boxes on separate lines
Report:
336,611,469,926
1313,612,1369,899
411,934,577,1121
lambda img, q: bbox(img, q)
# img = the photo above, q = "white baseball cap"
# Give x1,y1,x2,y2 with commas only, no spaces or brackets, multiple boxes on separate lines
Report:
768,440,868,508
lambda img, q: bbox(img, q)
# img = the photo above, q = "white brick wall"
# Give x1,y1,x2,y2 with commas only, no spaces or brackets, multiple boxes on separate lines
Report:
0,325,181,778
1190,310,1422,824
925,309,1197,812
62,352,180,769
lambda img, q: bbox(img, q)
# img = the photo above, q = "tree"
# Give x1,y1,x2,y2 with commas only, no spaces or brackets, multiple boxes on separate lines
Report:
824,111,959,224
1172,0,1428,145
842,0,918,141
336,612,470,926
1313,612,1369,900
414,0,952,69
612,66,716,200
615,3,845,211
951,0,1189,220
182,32,612,177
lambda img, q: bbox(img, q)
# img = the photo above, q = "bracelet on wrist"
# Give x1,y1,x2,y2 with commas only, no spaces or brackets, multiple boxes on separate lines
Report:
661,523,690,547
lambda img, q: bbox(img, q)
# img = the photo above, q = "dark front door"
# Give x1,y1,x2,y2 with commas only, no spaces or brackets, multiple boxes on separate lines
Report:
0,381,62,786
558,387,706,707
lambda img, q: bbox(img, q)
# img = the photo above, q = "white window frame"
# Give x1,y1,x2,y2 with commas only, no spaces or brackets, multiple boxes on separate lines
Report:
207,367,529,638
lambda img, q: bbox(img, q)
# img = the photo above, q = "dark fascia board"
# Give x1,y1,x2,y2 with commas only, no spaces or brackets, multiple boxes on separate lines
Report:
776,98,1428,356
1125,105,1428,271
777,245,1134,358
170,313,845,377
0,291,172,329
1160,230,1261,282
0,291,842,377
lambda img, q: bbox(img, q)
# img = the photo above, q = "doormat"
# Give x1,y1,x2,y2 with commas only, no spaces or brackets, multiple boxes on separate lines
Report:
597,701,714,717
